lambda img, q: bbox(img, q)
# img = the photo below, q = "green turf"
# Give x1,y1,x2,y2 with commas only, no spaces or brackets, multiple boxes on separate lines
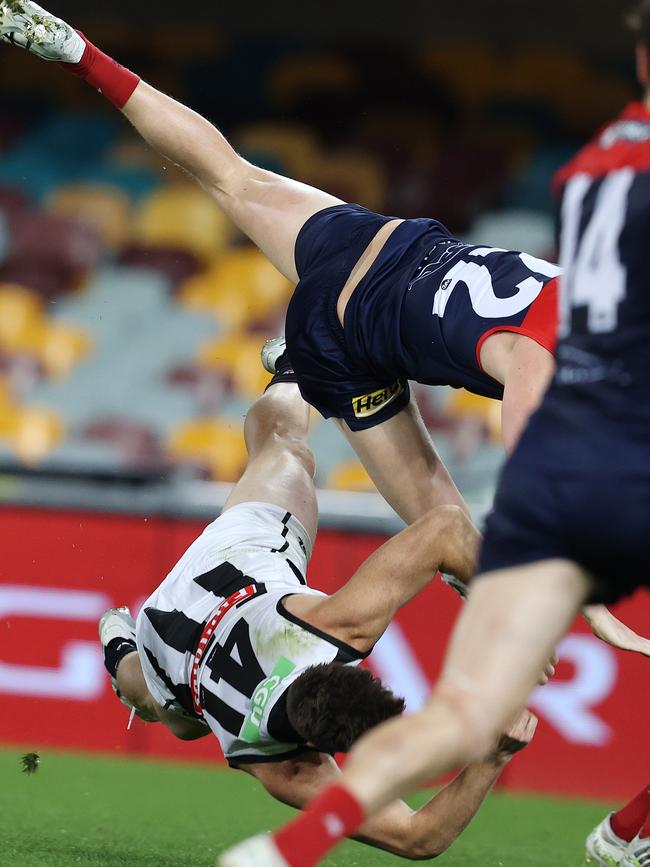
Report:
0,747,611,867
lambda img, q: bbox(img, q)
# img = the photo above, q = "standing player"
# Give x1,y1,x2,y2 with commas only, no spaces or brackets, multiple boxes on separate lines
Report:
218,4,650,865
99,372,541,861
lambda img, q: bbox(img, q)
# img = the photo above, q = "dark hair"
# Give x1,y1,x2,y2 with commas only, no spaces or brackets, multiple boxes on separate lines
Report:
627,0,650,42
286,662,405,755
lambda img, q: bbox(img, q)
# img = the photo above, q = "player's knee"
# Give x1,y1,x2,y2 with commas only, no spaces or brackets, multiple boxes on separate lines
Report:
429,682,498,765
278,433,316,478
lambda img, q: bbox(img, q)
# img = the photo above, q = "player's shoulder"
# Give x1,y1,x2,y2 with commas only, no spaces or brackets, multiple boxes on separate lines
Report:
554,102,650,193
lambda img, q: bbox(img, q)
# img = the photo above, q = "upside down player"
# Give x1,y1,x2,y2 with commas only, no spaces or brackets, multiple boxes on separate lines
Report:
2,0,648,657
97,369,541,861
216,5,650,866
0,0,559,515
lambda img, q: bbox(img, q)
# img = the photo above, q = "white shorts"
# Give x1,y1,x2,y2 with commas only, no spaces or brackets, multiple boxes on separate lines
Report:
136,501,315,713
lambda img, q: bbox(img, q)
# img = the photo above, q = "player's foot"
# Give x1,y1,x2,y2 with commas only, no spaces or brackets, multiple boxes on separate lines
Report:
0,0,85,62
217,834,289,867
620,836,650,867
585,814,629,866
261,336,287,374
98,605,136,647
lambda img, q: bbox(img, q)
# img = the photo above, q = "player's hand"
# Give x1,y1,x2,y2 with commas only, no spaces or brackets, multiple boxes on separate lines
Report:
0,0,85,63
582,605,650,658
537,652,558,686
491,709,538,763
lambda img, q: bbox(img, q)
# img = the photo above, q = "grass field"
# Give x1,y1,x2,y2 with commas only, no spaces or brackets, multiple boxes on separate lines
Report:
0,747,609,867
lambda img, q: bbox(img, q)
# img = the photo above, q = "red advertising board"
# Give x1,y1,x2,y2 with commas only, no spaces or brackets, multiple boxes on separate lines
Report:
1,505,649,800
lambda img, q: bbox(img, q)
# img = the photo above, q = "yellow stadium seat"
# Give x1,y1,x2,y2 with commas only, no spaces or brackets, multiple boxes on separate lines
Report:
131,186,235,262
0,285,43,352
269,55,360,110
39,322,94,380
197,335,272,399
179,248,293,328
419,43,503,108
328,461,376,493
47,184,132,249
0,402,64,465
309,151,387,213
235,123,322,180
167,418,247,482
446,390,502,443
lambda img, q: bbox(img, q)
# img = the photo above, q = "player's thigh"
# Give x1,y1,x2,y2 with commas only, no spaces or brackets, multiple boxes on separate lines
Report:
211,169,343,284
223,441,318,543
336,397,469,524
434,559,591,736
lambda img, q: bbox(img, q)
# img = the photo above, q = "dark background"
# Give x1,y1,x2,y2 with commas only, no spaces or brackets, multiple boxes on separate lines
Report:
48,0,636,57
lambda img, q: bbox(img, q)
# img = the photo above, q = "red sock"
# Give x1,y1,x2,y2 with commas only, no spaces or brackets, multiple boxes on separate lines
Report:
273,785,365,867
61,34,140,109
611,784,650,843
639,808,650,840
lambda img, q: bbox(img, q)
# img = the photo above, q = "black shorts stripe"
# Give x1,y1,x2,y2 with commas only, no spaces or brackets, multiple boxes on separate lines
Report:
194,562,253,598
145,608,203,654
286,559,307,585
271,513,292,554
143,646,195,714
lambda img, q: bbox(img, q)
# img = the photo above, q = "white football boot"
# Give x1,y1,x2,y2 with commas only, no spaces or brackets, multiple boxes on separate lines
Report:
217,834,290,867
621,835,650,867
0,0,85,62
585,814,629,866
261,336,287,374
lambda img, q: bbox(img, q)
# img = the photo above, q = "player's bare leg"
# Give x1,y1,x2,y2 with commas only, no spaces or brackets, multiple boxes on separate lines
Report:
339,560,590,810
223,382,317,542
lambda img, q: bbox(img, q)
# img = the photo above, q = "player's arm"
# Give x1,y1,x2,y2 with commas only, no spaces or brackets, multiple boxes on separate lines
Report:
292,505,479,654
244,710,537,860
582,605,650,657
115,653,210,741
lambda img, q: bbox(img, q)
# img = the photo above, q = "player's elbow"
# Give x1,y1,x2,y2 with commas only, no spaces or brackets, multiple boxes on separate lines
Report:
391,826,453,861
427,506,476,565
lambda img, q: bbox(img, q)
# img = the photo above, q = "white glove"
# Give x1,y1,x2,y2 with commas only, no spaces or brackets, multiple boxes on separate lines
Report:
0,0,85,62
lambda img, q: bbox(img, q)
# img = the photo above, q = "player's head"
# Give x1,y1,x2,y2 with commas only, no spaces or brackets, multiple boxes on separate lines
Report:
286,662,405,754
627,0,650,89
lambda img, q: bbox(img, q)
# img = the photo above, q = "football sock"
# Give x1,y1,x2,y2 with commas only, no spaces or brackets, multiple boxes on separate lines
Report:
265,351,300,390
611,785,650,842
62,35,140,109
639,810,650,840
104,637,138,679
273,785,365,867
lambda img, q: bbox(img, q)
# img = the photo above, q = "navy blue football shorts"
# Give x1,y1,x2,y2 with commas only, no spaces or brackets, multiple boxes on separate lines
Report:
478,396,650,605
286,204,413,430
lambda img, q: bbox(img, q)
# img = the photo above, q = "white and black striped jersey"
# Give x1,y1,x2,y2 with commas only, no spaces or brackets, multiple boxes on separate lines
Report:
135,502,368,766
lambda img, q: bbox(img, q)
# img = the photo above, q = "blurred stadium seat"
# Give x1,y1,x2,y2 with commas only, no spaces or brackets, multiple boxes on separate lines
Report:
179,248,292,329
130,185,234,262
167,417,248,481
197,334,272,399
328,461,376,493
47,184,132,249
235,123,322,180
